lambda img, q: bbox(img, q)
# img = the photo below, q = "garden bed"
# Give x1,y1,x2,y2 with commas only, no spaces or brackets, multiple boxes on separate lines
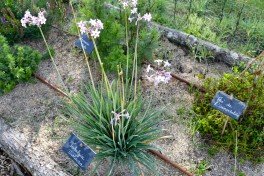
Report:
0,26,263,175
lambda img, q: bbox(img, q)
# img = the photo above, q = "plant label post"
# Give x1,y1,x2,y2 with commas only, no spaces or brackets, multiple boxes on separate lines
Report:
210,91,247,135
62,133,96,171
75,34,95,54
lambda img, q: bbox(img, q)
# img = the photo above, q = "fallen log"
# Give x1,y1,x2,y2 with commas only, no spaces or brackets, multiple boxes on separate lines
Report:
0,119,71,176
150,22,252,66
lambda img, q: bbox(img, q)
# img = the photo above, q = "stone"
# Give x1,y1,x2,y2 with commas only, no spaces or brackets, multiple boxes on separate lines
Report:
177,62,193,73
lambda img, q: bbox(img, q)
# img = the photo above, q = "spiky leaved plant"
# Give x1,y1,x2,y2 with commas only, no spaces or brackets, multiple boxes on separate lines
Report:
64,78,163,175
62,0,166,175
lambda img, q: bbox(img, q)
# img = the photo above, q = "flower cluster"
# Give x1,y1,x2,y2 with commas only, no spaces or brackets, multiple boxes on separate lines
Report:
111,110,130,125
145,60,172,86
118,0,152,25
118,0,138,9
128,12,152,25
21,10,46,28
77,19,104,39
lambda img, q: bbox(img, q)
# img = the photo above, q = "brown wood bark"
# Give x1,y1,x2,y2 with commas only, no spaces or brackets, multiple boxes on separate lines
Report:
0,119,71,176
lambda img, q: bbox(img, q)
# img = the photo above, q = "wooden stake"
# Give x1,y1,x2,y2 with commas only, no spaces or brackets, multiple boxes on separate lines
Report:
221,116,229,135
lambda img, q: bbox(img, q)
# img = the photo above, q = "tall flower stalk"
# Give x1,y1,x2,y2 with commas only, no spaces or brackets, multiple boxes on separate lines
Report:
121,1,153,102
133,23,140,101
125,10,130,81
21,9,69,94
69,2,96,91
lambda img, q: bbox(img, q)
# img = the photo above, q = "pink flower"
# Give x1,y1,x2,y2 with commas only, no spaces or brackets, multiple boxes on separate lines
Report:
21,18,27,28
119,0,137,9
154,59,163,66
119,1,151,25
21,9,46,28
131,0,138,7
89,19,97,26
164,60,171,67
146,65,153,73
24,10,32,19
80,27,86,34
110,110,130,125
110,116,120,125
164,72,172,83
131,8,137,14
95,19,104,30
128,17,134,23
123,113,130,119
77,21,87,34
77,19,103,38
38,10,46,25
154,74,164,86
145,60,172,86
91,29,100,38
31,16,39,26
38,16,46,25
143,13,152,22
122,1,129,8
78,21,87,28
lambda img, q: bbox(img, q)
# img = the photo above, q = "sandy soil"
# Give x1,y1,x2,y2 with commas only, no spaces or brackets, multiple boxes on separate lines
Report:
0,28,263,176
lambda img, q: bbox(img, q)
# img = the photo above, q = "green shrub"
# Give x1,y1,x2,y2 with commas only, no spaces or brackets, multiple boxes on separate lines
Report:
193,67,264,162
0,34,42,95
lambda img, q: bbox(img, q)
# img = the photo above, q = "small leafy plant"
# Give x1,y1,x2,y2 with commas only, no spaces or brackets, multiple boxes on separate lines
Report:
0,34,42,95
193,52,264,162
194,161,212,176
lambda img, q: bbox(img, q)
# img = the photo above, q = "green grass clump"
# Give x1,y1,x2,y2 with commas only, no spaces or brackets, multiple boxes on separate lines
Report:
193,68,264,162
64,81,163,175
0,34,42,95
